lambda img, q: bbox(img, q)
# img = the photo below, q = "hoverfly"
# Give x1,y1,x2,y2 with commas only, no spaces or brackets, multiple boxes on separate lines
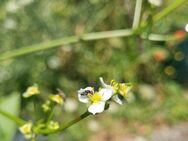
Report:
80,89,94,96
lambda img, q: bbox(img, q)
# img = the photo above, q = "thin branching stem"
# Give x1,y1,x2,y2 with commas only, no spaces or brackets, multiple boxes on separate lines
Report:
0,29,133,61
0,0,187,61
46,106,55,125
132,0,143,29
38,111,91,135
141,0,187,27
0,109,25,126
153,0,187,22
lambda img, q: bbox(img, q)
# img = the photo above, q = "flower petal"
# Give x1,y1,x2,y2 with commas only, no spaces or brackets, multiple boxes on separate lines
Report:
50,95,63,105
99,88,113,101
78,87,93,103
99,77,109,88
88,102,105,115
112,94,124,105
23,85,40,98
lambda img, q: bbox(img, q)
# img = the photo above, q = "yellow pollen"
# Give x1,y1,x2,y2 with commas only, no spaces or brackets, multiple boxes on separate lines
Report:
89,93,102,103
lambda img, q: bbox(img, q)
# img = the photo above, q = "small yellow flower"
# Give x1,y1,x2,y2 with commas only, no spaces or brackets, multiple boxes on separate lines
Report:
100,77,132,105
110,80,119,92
50,95,63,105
19,122,33,139
48,121,59,130
118,83,132,98
19,122,32,134
42,100,51,112
23,85,40,98
111,80,132,97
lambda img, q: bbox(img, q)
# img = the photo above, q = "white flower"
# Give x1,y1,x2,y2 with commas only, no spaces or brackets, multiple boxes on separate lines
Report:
88,88,113,114
148,0,162,7
99,77,132,105
78,87,113,114
78,78,132,114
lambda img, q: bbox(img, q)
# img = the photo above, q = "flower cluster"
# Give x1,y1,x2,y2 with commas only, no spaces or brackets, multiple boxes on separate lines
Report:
78,77,132,115
19,78,132,139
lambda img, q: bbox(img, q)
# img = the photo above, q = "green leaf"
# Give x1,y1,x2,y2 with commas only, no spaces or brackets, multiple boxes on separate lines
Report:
0,94,20,141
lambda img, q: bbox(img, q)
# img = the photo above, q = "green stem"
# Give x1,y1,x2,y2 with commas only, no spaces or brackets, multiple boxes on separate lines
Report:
33,101,37,121
0,0,187,61
0,29,133,61
132,0,143,29
0,36,78,61
153,0,187,22
0,29,174,61
141,0,187,27
38,111,91,135
0,109,25,126
46,106,55,124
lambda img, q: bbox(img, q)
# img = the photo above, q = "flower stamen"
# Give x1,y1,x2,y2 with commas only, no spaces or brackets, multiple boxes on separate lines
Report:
88,93,102,103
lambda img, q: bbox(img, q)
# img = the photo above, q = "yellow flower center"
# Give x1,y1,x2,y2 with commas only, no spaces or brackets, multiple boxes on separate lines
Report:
88,93,102,103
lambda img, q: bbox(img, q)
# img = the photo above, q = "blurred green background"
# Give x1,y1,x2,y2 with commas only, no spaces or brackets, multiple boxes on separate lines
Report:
0,0,188,141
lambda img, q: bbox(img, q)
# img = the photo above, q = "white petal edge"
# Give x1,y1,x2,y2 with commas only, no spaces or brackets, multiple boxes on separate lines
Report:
78,87,93,103
112,95,123,105
99,88,113,101
99,77,109,88
88,102,105,115
78,94,89,103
